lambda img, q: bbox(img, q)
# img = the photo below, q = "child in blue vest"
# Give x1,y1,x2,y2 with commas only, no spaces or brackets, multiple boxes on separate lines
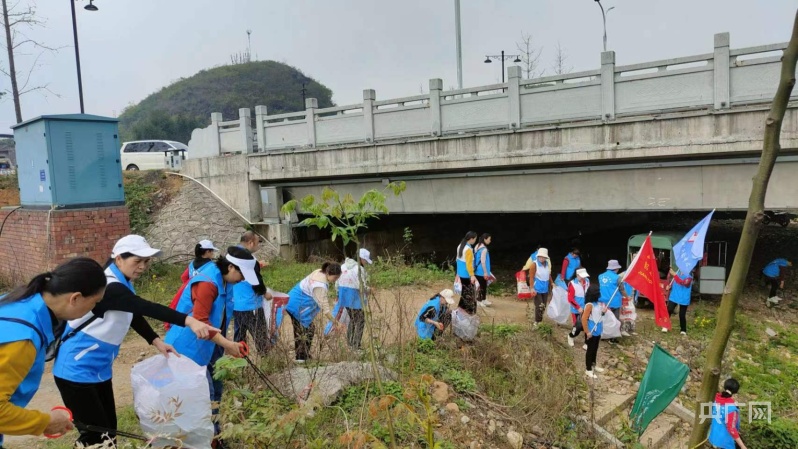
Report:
0,258,106,446
416,289,455,340
666,268,693,335
708,378,749,449
580,284,604,379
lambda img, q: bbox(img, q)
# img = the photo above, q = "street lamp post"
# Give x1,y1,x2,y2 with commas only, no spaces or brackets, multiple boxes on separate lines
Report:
484,50,521,84
454,0,463,90
70,0,98,114
594,0,615,52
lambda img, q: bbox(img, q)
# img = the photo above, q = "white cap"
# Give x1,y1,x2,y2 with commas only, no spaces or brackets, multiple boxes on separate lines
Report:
607,259,622,270
198,239,219,251
439,289,455,305
576,268,589,278
225,253,259,286
112,235,161,258
359,248,373,264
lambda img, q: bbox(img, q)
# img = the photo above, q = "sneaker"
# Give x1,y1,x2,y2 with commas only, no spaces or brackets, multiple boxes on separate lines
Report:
533,322,539,328
621,331,631,337
585,370,598,379
680,331,687,336
295,359,306,364
582,344,588,351
568,335,575,347
767,296,782,305
662,327,669,333
594,367,606,373
478,301,487,308
483,299,493,306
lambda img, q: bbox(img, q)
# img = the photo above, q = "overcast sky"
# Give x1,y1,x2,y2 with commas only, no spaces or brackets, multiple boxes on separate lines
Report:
1,0,796,134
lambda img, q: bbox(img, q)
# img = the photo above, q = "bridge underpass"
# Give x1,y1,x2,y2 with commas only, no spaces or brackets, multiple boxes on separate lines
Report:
277,156,798,214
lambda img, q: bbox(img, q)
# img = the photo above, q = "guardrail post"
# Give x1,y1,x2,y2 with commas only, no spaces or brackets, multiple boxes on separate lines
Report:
507,65,522,129
714,32,731,110
305,98,318,147
255,105,267,152
210,112,222,155
238,108,253,154
429,78,443,137
363,89,376,143
600,51,616,120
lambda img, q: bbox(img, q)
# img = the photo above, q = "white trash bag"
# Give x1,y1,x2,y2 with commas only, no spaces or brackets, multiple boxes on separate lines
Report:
451,308,480,341
601,311,623,340
546,285,571,326
131,354,213,449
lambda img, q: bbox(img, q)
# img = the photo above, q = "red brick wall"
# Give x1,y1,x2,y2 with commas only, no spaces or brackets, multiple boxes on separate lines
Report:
0,206,130,284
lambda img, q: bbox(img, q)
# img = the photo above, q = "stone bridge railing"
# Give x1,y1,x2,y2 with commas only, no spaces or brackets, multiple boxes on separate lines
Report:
188,32,793,157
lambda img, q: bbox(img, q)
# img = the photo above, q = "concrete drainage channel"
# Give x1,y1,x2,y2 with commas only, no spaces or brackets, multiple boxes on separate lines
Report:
582,393,695,448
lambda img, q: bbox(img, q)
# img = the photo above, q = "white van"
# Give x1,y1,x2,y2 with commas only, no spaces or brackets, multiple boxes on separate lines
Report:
120,140,188,171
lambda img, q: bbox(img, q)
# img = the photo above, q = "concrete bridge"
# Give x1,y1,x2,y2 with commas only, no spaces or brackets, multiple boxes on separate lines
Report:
184,32,798,245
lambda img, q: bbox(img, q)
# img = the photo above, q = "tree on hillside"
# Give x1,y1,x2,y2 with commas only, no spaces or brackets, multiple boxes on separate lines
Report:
0,0,56,123
516,32,544,79
126,110,205,144
551,41,573,76
688,8,798,447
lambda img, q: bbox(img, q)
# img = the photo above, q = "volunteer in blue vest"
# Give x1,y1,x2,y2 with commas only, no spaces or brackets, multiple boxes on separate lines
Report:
165,239,219,331
560,248,582,282
474,233,494,308
598,260,628,329
528,248,553,328
166,246,258,444
337,248,373,350
580,284,605,379
0,258,106,446
233,231,267,336
232,236,272,355
762,258,791,300
664,268,693,335
416,289,455,340
566,268,590,349
53,235,221,447
455,231,478,314
286,262,343,362
708,378,749,449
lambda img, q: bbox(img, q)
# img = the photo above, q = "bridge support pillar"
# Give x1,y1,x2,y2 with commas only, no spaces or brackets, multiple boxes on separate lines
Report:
305,98,318,147
507,66,522,129
714,32,731,110
255,105,267,151
600,51,616,120
238,108,253,154
429,79,443,137
363,89,376,143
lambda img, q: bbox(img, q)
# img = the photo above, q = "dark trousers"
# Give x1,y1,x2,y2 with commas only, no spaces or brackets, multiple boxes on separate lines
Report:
569,315,587,344
667,300,689,333
458,277,476,314
234,308,270,353
585,335,601,371
346,307,366,350
475,275,488,302
54,377,117,447
765,276,780,298
289,313,315,361
533,291,549,323
207,345,224,437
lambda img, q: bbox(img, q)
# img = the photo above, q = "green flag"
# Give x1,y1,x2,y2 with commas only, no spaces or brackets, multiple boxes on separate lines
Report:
629,344,689,434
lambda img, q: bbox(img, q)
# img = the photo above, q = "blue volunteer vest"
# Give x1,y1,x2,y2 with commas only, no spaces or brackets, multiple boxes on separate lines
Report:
570,279,589,314
53,264,135,383
337,287,362,309
708,402,739,449
456,244,474,278
285,274,328,328
564,253,580,280
232,281,262,312
0,294,55,415
669,274,693,306
165,261,227,366
586,302,603,336
533,260,550,294
598,270,622,309
762,258,788,278
475,247,491,277
416,297,442,340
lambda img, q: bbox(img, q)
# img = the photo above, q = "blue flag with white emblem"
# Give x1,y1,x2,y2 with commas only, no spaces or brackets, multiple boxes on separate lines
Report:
672,210,714,275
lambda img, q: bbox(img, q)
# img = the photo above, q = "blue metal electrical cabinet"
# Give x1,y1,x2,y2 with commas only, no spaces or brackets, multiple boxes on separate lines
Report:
11,114,125,209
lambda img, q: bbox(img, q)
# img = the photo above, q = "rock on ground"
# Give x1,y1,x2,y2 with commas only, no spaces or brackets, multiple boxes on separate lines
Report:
270,361,397,406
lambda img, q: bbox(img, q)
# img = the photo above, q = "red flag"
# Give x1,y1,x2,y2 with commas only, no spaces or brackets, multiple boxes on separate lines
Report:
624,234,672,330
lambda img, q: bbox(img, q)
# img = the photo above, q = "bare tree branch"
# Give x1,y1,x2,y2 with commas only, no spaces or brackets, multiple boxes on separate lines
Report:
551,41,573,76
516,32,544,79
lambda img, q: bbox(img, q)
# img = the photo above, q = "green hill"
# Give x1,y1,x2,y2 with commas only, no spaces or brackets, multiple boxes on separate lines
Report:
118,61,335,144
